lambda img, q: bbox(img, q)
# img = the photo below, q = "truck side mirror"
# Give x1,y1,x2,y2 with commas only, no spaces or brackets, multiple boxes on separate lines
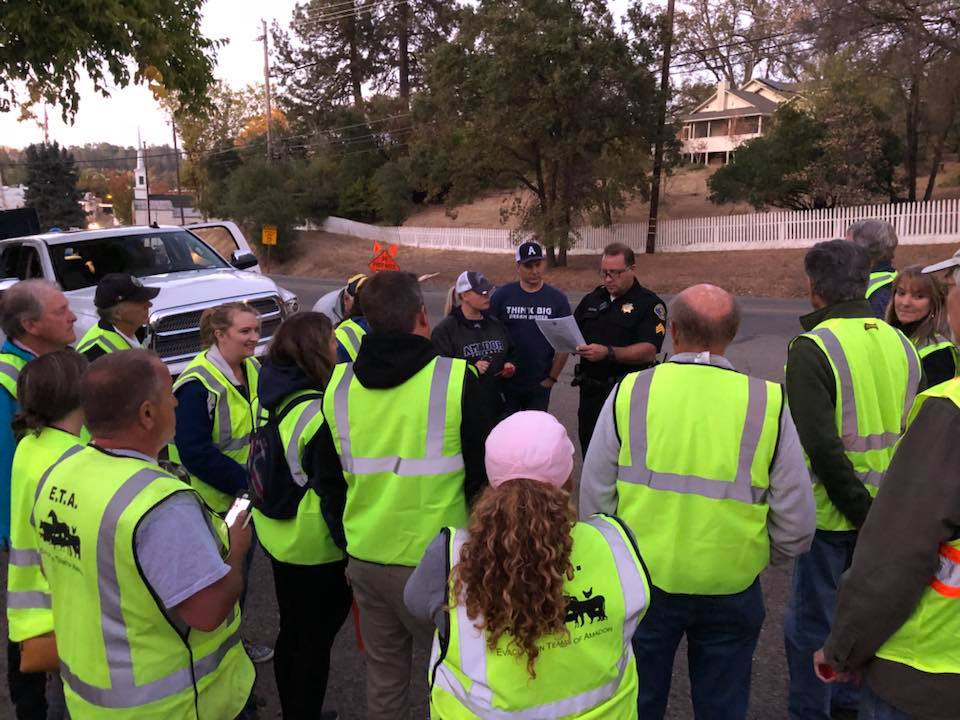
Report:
230,250,259,271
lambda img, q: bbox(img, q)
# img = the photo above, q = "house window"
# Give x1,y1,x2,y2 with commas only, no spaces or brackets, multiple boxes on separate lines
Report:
731,115,761,135
709,119,729,137
692,121,709,138
682,125,691,140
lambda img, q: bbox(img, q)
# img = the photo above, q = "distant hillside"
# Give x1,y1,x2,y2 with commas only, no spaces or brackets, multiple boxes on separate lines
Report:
404,162,960,229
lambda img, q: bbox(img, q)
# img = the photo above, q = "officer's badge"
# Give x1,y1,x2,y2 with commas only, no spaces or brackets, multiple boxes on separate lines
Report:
622,303,634,314
654,303,666,320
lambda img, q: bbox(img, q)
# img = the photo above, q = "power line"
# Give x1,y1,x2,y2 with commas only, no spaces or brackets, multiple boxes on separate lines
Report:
290,0,408,32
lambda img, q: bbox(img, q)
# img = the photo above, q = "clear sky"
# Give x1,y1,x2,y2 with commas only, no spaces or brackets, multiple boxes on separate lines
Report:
0,0,633,150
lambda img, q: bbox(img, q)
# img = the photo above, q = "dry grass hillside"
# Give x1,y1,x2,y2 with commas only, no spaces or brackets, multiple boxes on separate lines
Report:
403,162,960,229
278,230,960,299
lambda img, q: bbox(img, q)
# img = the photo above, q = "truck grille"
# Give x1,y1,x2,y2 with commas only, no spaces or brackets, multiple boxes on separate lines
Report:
150,296,283,364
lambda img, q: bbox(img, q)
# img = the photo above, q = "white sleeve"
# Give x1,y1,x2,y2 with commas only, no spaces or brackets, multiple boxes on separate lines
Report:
578,385,622,517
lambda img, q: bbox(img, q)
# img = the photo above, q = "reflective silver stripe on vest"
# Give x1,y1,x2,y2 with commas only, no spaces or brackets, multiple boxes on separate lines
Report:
78,333,127,354
807,327,920,454
286,400,324,487
333,357,464,476
0,360,22,391
8,548,42,566
339,324,362,357
178,367,250,452
618,369,770,505
58,468,241,708
935,549,960,589
7,591,51,609
30,445,85,528
435,522,643,718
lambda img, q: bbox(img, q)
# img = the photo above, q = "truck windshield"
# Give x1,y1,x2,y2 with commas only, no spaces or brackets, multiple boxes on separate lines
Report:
49,230,229,291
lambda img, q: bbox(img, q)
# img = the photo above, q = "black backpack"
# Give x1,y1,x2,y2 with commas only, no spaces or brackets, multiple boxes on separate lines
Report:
248,392,323,520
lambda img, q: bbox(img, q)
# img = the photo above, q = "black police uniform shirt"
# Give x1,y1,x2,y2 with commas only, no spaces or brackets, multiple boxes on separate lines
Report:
574,279,666,381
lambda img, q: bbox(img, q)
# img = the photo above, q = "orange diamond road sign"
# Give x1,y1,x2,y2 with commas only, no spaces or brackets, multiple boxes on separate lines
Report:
261,224,278,246
368,250,400,273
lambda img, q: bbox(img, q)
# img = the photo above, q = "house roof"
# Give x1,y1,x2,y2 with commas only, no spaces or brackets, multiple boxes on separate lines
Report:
726,88,780,113
755,78,799,93
682,106,771,122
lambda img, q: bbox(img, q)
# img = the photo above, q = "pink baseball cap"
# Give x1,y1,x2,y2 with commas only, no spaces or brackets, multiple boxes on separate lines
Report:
485,411,574,488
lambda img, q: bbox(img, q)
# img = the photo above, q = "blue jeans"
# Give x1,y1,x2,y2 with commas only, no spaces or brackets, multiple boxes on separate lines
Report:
784,530,859,720
632,579,765,719
859,684,912,720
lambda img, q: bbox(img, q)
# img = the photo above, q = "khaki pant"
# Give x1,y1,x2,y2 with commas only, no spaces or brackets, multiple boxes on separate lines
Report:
347,558,434,720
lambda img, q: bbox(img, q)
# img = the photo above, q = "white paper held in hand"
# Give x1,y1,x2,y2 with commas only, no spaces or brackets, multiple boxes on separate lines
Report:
534,315,586,353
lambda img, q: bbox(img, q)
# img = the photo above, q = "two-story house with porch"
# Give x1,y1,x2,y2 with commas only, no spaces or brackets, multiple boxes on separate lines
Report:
680,78,799,165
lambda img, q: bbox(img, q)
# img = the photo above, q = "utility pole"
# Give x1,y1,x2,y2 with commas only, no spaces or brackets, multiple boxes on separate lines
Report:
645,0,676,254
171,117,186,225
260,19,274,164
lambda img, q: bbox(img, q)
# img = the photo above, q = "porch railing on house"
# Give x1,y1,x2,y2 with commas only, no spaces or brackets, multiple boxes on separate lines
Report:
316,198,960,254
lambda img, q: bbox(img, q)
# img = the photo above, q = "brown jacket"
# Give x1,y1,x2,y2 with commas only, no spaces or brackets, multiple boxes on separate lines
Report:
823,394,960,719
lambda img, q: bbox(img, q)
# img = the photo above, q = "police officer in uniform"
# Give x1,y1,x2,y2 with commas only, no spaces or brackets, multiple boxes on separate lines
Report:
574,242,666,455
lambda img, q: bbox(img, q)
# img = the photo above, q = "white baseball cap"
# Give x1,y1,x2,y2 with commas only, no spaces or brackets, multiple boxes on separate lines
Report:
922,249,960,274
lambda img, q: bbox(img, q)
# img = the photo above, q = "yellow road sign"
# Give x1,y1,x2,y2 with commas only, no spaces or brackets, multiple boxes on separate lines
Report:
261,224,278,246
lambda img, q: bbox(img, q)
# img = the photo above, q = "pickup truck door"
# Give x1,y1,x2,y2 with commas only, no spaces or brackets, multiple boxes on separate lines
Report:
185,221,261,273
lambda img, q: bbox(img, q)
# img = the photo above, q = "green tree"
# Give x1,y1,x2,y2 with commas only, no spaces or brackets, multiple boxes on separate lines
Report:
216,158,303,260
106,171,134,225
417,0,658,265
0,0,218,119
708,100,901,210
23,143,85,229
372,159,414,224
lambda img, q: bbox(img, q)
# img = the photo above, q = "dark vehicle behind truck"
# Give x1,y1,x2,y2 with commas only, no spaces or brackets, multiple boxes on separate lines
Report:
0,208,41,240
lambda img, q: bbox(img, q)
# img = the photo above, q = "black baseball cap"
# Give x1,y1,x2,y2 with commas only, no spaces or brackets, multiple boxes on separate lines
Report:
516,241,544,265
94,273,160,309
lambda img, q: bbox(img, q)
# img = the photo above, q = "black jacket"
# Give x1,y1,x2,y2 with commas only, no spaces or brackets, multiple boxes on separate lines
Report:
431,308,512,415
313,332,495,554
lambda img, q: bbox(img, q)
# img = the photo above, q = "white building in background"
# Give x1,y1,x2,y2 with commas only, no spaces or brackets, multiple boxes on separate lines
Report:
0,185,26,210
132,147,206,226
679,78,799,165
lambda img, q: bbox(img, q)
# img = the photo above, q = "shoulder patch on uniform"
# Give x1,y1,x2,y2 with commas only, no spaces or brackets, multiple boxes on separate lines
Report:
654,303,666,321
656,323,665,335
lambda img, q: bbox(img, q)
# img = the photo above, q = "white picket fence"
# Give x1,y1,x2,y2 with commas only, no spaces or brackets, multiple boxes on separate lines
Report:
318,197,960,254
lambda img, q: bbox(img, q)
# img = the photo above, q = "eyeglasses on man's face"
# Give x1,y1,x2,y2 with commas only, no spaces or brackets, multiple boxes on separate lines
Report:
599,268,629,279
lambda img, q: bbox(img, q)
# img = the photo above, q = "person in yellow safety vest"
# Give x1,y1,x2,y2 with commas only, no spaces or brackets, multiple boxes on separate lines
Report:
783,240,923,720
313,271,496,720
580,283,816,720
0,280,77,719
171,301,273,665
172,302,262,515
884,265,960,387
251,312,351,720
76,273,160,362
815,256,960,718
406,410,652,719
334,274,370,362
7,351,87,720
32,350,254,720
846,219,899,319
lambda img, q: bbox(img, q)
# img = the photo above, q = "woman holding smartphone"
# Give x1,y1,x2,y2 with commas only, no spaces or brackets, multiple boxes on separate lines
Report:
252,312,351,720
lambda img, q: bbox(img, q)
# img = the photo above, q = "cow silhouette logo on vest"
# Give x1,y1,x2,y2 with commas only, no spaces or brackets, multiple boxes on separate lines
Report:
565,587,607,626
38,510,81,558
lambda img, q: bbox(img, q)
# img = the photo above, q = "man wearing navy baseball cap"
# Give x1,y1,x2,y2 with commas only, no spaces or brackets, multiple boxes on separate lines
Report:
488,241,572,413
76,273,160,362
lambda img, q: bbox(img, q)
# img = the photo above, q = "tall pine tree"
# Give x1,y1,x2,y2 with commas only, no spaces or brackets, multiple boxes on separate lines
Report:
24,142,85,230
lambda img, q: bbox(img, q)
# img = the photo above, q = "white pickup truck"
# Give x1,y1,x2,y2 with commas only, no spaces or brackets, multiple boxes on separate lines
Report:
0,221,298,375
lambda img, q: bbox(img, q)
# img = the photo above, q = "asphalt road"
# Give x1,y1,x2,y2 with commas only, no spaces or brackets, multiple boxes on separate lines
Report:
0,275,812,719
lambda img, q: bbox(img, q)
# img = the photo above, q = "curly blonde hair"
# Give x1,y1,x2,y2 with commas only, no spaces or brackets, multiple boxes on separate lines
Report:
452,479,576,679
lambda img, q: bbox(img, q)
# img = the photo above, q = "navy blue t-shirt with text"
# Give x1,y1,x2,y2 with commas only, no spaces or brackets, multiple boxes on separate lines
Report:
489,282,572,388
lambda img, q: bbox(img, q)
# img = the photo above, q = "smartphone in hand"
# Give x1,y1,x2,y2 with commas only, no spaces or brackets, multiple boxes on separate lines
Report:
225,493,251,528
